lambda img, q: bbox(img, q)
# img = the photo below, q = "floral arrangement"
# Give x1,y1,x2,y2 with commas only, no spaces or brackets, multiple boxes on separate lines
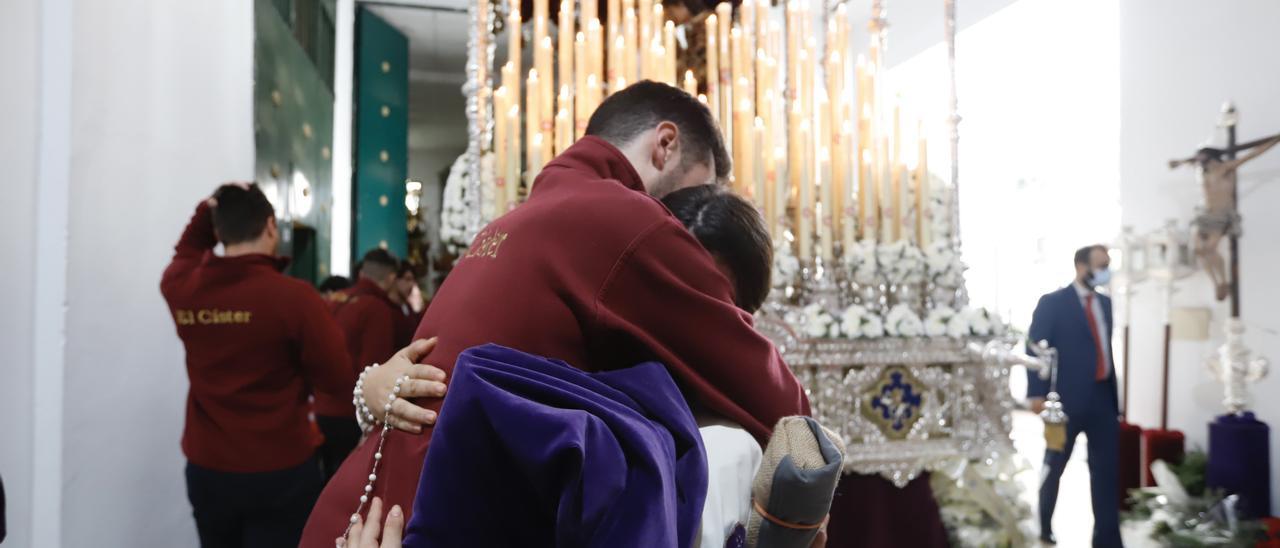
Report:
930,453,1037,547
440,154,474,255
784,304,1007,341
789,303,840,339
1125,452,1269,547
924,306,968,338
772,236,801,289
876,240,926,286
843,238,880,286
884,304,925,337
840,304,885,339
925,239,966,289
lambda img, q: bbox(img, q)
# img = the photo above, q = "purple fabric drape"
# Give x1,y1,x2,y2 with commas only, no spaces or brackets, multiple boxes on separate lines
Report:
402,344,707,547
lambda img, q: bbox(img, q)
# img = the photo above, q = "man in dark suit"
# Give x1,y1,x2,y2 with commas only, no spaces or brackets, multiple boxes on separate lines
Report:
1028,244,1122,547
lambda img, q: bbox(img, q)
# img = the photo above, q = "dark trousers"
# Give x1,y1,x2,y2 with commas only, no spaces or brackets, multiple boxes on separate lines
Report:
1039,382,1123,547
317,415,362,482
185,455,323,548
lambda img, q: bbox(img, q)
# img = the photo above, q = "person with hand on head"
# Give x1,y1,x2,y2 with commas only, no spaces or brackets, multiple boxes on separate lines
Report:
160,183,354,547
1027,244,1122,547
300,81,808,548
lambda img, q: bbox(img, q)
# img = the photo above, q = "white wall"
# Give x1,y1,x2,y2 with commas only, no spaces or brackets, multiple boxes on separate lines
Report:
0,1,254,546
59,1,255,545
1119,0,1280,514
0,0,42,545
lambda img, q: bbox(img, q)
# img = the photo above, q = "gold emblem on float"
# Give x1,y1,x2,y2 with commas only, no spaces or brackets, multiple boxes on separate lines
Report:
175,309,253,326
861,366,925,440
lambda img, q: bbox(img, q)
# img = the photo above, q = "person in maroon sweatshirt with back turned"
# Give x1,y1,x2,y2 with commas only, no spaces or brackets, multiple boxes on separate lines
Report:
317,248,405,482
301,81,811,547
161,183,354,548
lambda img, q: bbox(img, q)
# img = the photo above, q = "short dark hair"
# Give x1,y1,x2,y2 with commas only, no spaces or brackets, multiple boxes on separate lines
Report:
360,248,399,280
585,80,730,180
211,183,275,245
319,275,352,293
663,185,772,312
396,259,416,278
1074,244,1105,267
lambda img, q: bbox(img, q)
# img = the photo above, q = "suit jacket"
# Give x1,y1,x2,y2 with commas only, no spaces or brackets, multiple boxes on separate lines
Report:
1026,285,1118,418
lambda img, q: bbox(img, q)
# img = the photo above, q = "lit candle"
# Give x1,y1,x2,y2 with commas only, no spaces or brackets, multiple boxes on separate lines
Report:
705,14,719,123
716,3,732,133
774,145,787,241
798,119,813,261
507,104,522,207
574,32,587,139
494,86,509,214
529,133,546,187
638,0,652,78
508,9,522,80
607,0,620,90
683,69,697,96
753,117,766,208
588,18,603,93
611,35,625,92
916,122,930,246
623,0,638,83
819,147,833,262
539,37,554,135
559,0,574,98
526,69,541,171
892,104,903,241
555,85,572,154
663,20,676,85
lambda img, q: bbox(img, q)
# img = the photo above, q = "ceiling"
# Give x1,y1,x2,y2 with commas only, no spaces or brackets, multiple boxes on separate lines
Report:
364,2,472,152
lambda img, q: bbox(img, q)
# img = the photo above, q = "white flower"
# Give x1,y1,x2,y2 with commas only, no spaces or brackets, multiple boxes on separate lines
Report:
877,241,925,286
801,303,836,339
840,304,886,339
925,240,966,289
946,312,970,338
843,238,879,286
967,308,992,336
772,243,801,288
862,314,886,338
924,306,957,338
884,304,924,337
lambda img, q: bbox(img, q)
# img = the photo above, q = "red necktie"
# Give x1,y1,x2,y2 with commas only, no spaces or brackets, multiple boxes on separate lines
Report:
1084,293,1107,380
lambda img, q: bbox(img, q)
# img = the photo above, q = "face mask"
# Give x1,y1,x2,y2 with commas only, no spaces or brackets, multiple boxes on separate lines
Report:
1090,268,1112,287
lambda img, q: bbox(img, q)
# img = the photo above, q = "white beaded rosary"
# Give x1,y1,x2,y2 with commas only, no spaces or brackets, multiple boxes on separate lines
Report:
341,363,410,545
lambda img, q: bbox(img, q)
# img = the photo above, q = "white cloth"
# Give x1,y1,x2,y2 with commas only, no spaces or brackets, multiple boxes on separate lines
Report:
696,416,762,548
1073,281,1112,376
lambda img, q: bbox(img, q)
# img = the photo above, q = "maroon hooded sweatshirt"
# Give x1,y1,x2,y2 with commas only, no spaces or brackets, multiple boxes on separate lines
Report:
317,277,402,417
161,201,353,473
301,136,809,545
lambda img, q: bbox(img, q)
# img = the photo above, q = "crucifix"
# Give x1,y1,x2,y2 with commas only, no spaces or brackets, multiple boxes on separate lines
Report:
1168,103,1280,311
1169,103,1277,414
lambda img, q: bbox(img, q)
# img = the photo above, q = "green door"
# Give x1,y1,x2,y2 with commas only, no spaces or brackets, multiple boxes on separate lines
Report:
353,7,409,259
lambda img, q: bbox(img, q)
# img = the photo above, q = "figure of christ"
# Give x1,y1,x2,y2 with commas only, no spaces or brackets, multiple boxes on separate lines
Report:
1169,134,1280,301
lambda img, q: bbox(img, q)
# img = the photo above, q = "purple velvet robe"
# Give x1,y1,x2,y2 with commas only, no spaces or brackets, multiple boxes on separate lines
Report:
402,344,708,547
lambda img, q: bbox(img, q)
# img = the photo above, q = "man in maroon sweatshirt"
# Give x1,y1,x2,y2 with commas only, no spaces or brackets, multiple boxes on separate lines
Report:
317,248,405,481
301,81,810,546
161,183,354,548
